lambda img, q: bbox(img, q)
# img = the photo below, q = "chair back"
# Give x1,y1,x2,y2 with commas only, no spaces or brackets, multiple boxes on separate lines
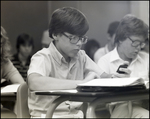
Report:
17,82,30,118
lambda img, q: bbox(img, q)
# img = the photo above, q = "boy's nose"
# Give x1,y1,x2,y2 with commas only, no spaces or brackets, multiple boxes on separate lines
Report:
76,40,83,46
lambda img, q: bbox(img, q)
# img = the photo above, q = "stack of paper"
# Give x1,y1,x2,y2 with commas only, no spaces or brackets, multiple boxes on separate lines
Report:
77,77,147,87
76,77,149,92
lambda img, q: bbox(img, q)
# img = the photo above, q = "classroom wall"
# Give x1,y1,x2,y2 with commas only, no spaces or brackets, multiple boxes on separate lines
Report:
1,1,149,55
1,1,49,55
77,1,130,47
130,1,149,26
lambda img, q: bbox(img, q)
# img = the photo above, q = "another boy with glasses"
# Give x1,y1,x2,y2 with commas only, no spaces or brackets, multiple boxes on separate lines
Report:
98,14,149,118
27,7,103,118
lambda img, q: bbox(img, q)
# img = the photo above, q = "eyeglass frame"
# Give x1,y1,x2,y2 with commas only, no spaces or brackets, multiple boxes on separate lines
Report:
127,36,146,48
62,33,88,44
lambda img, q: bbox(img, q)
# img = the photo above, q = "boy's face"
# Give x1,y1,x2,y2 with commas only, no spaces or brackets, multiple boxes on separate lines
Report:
19,44,33,58
55,32,84,59
119,35,146,60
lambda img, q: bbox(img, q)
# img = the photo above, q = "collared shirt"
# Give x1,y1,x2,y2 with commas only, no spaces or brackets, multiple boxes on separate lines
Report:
97,47,149,113
98,47,149,80
94,44,109,63
27,42,103,117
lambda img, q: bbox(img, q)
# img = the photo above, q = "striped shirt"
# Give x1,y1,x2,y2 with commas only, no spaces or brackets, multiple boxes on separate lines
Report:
10,54,31,81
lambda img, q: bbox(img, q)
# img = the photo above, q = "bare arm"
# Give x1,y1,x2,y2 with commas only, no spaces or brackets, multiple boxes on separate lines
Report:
28,73,93,91
10,73,25,84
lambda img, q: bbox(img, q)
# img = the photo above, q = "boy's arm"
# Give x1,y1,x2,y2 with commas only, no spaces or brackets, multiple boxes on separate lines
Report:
83,52,103,79
3,59,25,84
28,73,91,91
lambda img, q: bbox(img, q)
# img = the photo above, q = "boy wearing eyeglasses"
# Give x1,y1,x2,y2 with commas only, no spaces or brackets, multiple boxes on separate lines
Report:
98,14,149,118
27,7,103,118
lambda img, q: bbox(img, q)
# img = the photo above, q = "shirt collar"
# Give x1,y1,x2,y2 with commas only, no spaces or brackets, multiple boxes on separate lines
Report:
131,51,143,64
110,47,122,62
105,44,109,53
49,42,63,65
110,47,143,64
49,42,78,65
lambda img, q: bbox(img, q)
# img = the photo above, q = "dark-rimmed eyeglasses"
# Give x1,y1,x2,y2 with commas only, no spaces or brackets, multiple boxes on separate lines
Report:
62,33,88,44
127,37,146,48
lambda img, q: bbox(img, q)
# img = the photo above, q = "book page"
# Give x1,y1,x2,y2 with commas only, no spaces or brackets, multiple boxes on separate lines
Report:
77,77,145,87
1,84,20,93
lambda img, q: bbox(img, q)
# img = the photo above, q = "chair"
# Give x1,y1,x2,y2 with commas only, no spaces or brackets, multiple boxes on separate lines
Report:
16,82,30,118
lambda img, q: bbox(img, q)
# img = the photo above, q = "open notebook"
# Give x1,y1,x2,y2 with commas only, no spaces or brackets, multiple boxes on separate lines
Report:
76,77,149,92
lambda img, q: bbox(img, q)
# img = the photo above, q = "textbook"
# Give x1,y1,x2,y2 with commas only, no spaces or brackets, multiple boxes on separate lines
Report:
76,77,149,92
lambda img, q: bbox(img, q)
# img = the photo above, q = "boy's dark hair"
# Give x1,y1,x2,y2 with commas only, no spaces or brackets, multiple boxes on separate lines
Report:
107,21,120,37
16,33,34,52
49,7,89,39
115,14,149,44
84,39,100,60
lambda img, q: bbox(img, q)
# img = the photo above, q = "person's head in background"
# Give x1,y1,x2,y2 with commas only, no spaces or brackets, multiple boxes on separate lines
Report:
1,26,11,64
84,39,100,60
41,29,52,48
48,7,89,61
141,35,149,53
107,21,120,51
16,33,34,60
114,14,148,62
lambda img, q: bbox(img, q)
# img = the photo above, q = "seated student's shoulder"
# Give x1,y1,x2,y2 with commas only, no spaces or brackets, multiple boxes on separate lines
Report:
139,51,149,59
31,48,52,61
95,47,105,54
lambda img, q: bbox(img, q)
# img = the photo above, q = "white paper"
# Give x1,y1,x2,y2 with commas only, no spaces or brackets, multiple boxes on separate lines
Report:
77,77,146,87
1,84,20,93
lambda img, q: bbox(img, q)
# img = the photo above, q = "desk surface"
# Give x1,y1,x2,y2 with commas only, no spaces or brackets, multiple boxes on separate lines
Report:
34,89,149,102
34,89,149,118
34,89,149,96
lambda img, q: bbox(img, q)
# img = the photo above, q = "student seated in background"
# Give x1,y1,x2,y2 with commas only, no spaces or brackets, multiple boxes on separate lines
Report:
27,7,103,118
41,29,52,48
83,38,100,61
98,14,149,118
10,33,34,81
94,21,119,63
1,26,24,112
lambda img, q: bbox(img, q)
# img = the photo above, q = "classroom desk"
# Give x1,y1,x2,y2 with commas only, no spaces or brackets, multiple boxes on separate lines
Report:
34,88,149,118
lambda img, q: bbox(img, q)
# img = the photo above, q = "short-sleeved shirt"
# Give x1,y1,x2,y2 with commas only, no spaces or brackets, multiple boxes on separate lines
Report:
11,54,31,81
94,44,109,63
97,46,149,114
1,59,20,82
28,42,103,117
97,47,149,80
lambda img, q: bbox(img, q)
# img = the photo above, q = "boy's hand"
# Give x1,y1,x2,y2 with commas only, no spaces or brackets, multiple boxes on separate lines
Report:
84,72,100,82
113,68,131,78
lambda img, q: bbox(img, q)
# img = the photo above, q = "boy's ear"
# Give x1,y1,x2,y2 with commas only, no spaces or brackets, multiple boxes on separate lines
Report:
52,34,58,41
107,34,111,41
119,40,123,44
